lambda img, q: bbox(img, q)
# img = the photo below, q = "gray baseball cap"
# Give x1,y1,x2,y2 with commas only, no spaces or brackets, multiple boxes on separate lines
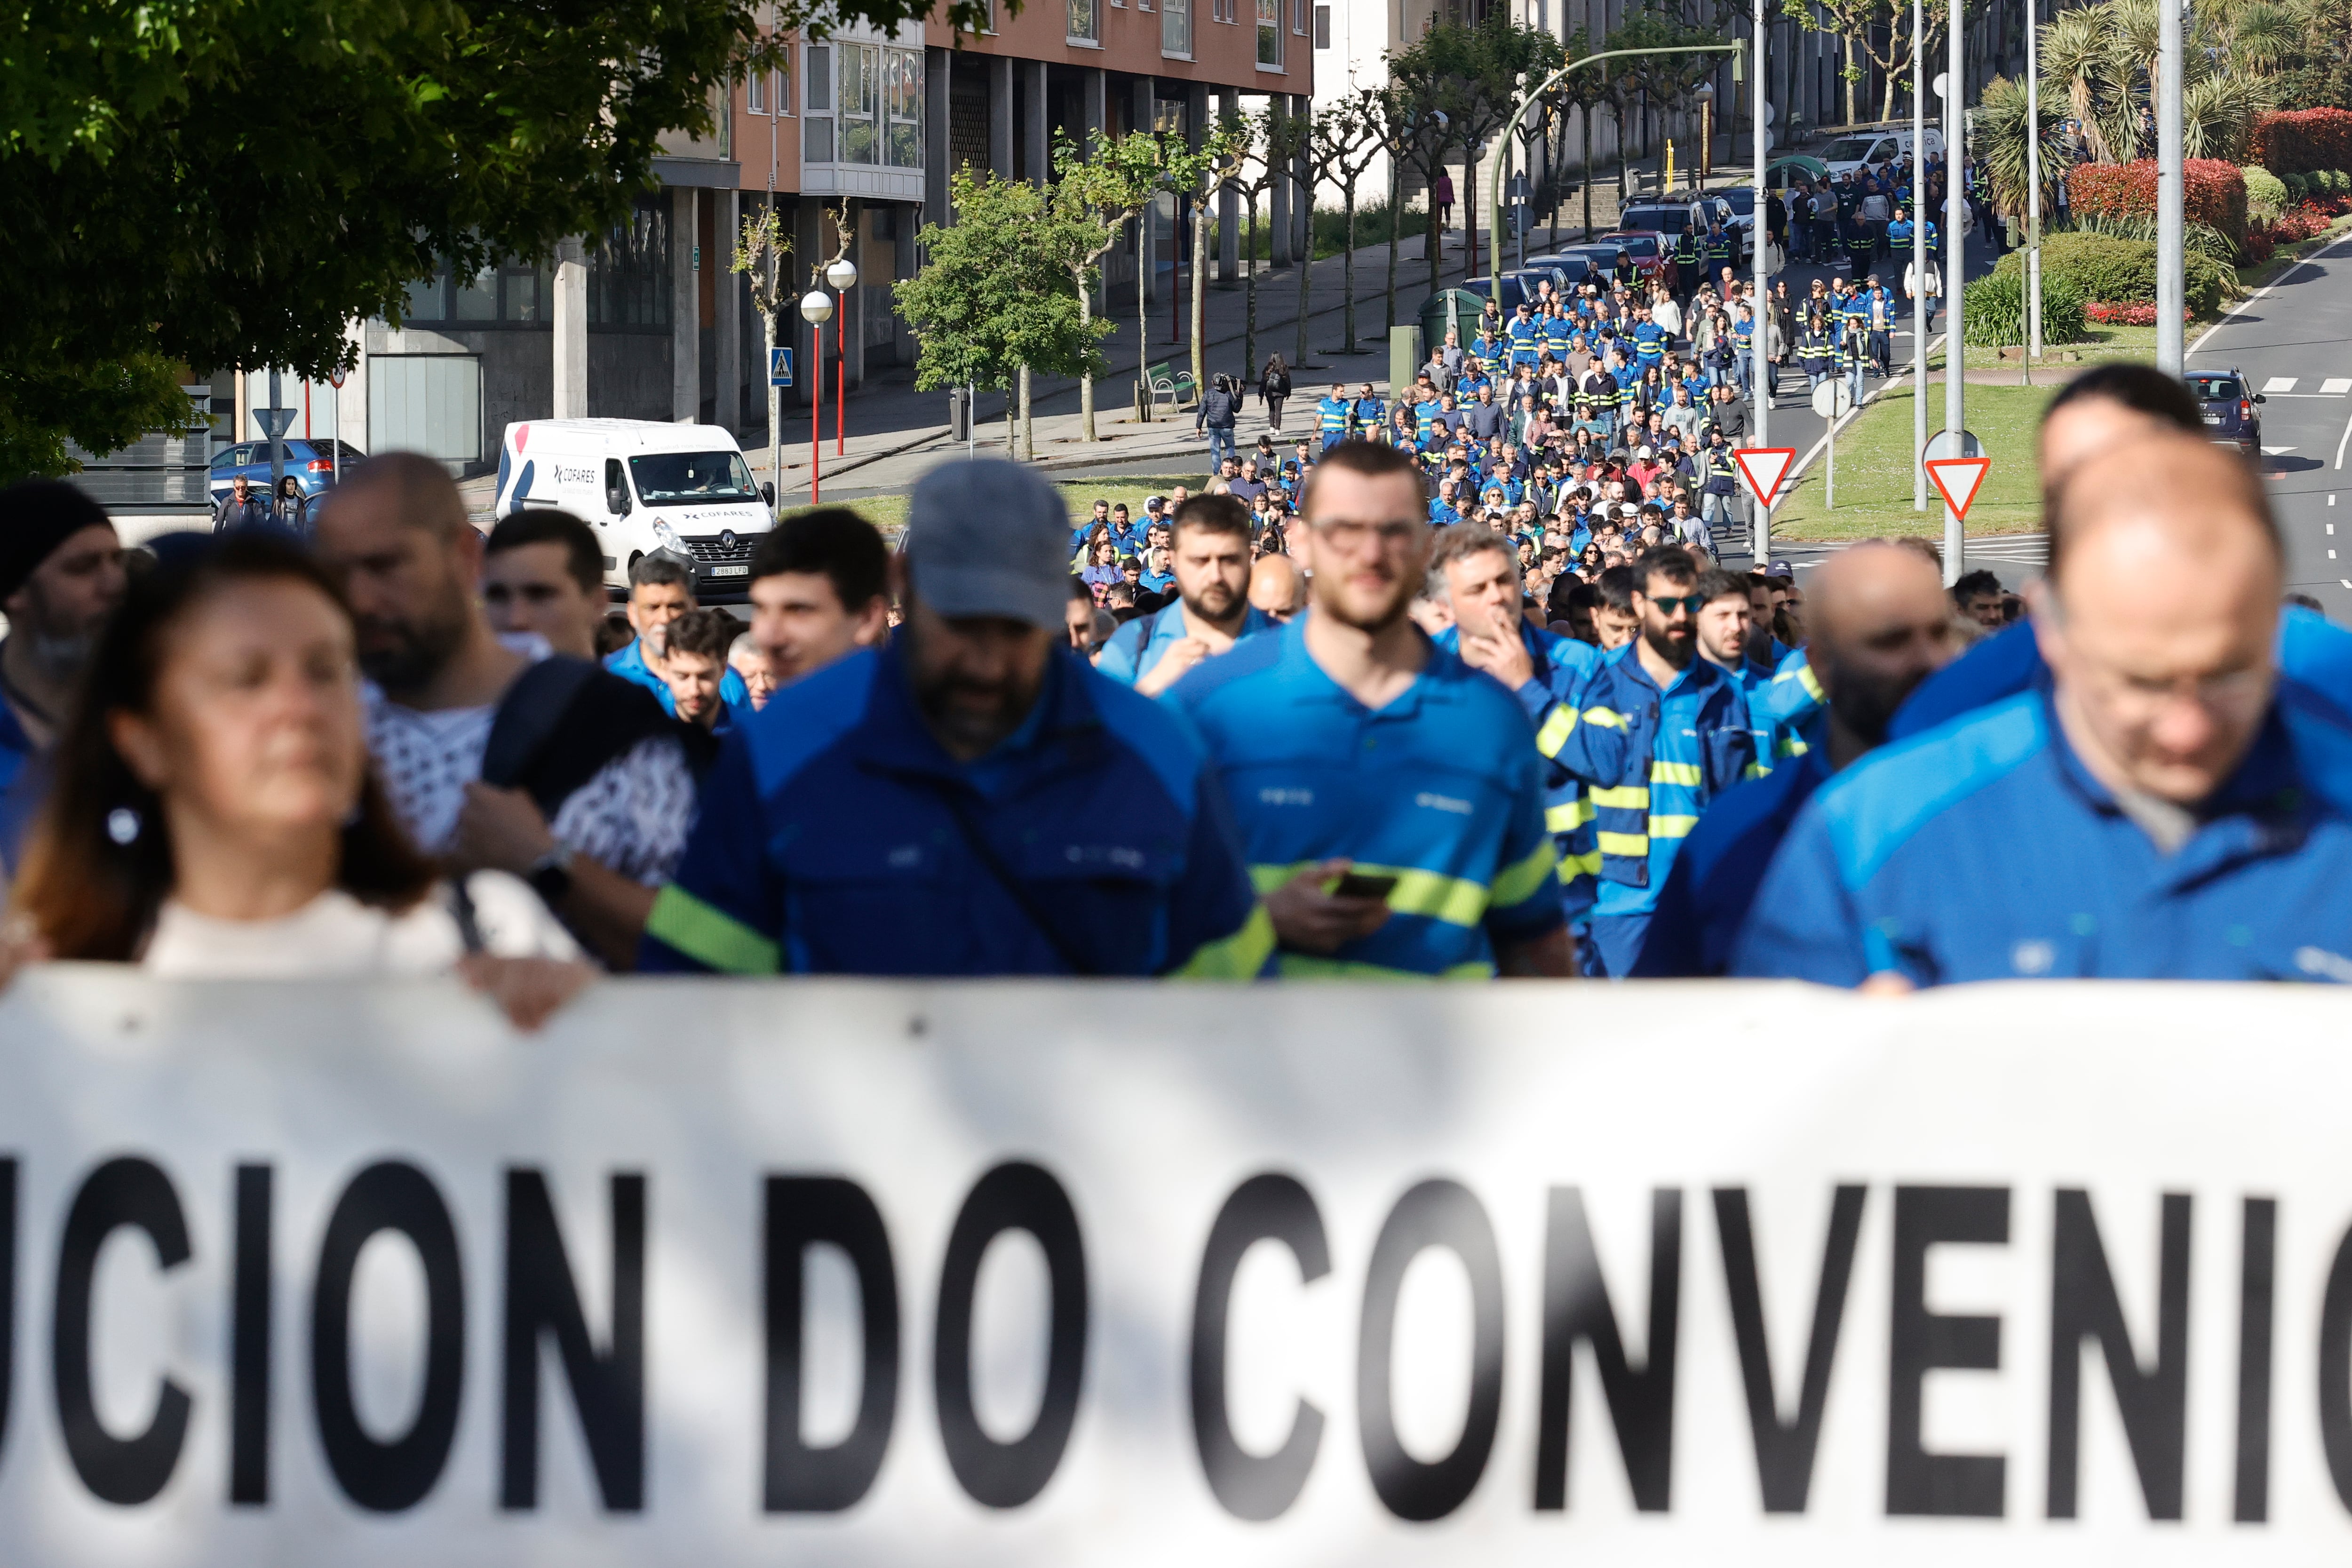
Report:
904,458,1069,632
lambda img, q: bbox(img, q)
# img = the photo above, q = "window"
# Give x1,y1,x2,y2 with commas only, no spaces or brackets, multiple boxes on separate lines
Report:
1313,3,1329,45
1162,0,1190,54
747,69,766,113
805,45,834,162
588,199,671,328
1293,0,1306,32
884,48,923,167
838,42,879,164
777,46,792,113
1069,0,1098,38
1256,0,1280,64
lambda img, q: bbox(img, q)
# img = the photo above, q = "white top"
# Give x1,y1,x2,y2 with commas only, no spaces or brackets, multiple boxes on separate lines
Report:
143,872,578,979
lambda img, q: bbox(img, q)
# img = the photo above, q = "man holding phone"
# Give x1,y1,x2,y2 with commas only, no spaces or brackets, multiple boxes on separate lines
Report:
1164,441,1574,978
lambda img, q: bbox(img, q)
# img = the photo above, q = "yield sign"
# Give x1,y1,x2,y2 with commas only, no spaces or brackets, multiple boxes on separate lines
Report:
1925,456,1993,520
1732,446,1796,509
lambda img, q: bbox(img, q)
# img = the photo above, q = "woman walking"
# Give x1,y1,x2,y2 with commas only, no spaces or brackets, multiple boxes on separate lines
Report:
1258,354,1293,435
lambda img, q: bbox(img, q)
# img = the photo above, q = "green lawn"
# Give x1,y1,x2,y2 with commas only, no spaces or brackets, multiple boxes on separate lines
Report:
1772,382,2058,542
813,475,1212,542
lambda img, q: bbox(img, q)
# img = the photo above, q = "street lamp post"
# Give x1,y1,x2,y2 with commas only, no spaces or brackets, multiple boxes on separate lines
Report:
1750,0,1769,565
799,288,834,503
1913,0,1928,511
1943,17,1967,583
827,256,858,455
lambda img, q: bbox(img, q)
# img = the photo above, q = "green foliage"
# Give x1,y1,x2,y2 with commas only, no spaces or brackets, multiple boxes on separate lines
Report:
1309,199,1426,255
2059,211,2241,298
1972,74,2073,223
2002,227,2236,311
0,358,199,484
1962,268,2089,346
2284,167,2352,197
1,0,806,481
2032,0,2270,166
897,167,1104,394
2243,164,2290,218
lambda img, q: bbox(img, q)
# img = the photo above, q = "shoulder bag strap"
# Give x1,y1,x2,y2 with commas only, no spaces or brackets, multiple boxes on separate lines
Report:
934,788,1098,977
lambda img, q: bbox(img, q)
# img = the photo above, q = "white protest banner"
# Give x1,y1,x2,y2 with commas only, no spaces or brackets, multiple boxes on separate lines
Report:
2,969,2352,1565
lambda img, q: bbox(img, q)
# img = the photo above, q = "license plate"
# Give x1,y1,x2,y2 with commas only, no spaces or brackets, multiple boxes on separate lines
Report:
2202,413,2222,424
707,563,748,576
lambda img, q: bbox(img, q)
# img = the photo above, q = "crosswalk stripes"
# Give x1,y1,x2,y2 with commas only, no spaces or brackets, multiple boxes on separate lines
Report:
2265,377,2298,392
2325,378,2352,395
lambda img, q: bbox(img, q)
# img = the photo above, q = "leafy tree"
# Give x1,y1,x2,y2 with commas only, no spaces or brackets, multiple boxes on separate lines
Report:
1389,14,1563,292
1221,106,1305,382
1789,0,1943,126
1159,119,1248,402
2032,0,2271,167
1533,29,1610,241
1368,86,1445,331
898,167,1101,460
2,0,825,480
1313,92,1386,354
731,205,794,517
1598,9,1719,208
1048,131,1160,441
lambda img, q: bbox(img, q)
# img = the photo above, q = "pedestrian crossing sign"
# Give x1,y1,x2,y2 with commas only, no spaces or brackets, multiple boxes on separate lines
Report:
1925,455,1992,520
770,347,794,387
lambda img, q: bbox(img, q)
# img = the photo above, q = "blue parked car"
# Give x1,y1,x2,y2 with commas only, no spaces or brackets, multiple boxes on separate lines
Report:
207,438,365,504
2185,368,2264,460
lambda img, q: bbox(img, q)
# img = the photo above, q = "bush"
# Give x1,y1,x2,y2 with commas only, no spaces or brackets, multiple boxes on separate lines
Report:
2245,165,2288,220
2253,109,2352,175
1308,199,1426,257
1997,231,2155,301
1963,268,2088,346
2069,159,2249,249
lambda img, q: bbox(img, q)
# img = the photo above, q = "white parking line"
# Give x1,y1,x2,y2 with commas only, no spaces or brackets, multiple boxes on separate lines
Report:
2266,376,2299,392
2328,379,2352,394
2336,410,2352,469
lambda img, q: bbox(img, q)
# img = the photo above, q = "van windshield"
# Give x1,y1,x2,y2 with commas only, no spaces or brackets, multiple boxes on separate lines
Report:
1625,206,1688,233
1819,137,1878,162
629,451,760,504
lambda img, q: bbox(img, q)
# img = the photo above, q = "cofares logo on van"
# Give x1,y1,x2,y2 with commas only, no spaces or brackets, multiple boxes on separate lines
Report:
553,464,596,486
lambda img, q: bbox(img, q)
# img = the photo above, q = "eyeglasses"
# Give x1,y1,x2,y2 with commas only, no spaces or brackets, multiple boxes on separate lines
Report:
1644,593,1707,616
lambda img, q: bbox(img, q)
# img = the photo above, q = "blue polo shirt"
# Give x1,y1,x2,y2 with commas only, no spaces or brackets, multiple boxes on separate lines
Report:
640,637,1268,977
1095,603,1280,686
1732,691,2352,986
605,637,750,718
1163,614,1562,977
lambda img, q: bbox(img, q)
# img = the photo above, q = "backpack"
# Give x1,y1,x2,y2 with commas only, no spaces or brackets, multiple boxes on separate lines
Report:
481,656,691,811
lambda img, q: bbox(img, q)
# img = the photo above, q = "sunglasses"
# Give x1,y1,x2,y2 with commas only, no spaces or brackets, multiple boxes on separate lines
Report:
1645,593,1708,616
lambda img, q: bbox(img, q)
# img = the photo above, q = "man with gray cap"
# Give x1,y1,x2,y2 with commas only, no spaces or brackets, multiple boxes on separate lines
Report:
639,458,1271,977
0,479,127,869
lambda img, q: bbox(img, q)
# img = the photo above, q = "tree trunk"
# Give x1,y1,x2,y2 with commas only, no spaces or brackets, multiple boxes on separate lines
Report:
1463,143,1478,284
1583,111,1594,239
1019,363,1033,461
1191,199,1208,396
1004,383,1016,455
1343,187,1359,352
1137,207,1152,422
1294,159,1312,368
1426,166,1442,298
1244,193,1259,382
1615,107,1629,211
1386,160,1401,331
1844,39,1857,125
1078,270,1097,442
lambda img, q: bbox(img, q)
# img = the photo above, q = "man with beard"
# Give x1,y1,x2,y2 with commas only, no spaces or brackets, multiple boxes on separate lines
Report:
313,453,694,969
638,458,1268,978
0,480,127,869
1549,544,1756,977
1632,542,1957,976
1166,441,1572,978
1095,494,1279,694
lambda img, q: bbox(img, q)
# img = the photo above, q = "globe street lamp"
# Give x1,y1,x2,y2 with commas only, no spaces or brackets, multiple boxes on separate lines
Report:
826,256,859,456
799,287,835,503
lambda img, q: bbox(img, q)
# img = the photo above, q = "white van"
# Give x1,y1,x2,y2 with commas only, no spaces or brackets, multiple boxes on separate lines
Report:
1813,126,1944,182
493,419,773,602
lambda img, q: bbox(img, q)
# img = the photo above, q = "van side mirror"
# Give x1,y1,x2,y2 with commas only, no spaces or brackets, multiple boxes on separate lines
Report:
761,481,776,506
607,483,632,516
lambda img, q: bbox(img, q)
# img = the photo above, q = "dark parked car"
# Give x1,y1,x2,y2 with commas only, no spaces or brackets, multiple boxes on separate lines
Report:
207,438,365,503
2185,368,2264,458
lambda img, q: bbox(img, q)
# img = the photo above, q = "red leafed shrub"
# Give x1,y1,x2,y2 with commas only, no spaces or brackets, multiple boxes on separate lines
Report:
2242,226,2278,263
2084,302,2193,324
2069,159,2250,247
2253,109,2352,175
2265,201,2341,243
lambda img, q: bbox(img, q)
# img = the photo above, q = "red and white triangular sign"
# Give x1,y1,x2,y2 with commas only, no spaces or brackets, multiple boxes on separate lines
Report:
1924,456,1993,520
1733,446,1796,509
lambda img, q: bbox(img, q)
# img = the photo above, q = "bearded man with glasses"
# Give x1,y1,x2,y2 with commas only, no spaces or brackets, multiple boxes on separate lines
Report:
1163,441,1573,979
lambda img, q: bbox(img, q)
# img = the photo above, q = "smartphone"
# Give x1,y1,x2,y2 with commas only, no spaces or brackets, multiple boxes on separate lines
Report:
1331,871,1399,902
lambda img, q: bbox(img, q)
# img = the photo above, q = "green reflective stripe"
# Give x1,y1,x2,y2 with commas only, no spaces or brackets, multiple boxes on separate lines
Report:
1648,813,1699,840
1251,861,1491,928
1582,706,1630,729
1597,830,1649,856
1591,784,1650,809
1743,760,1771,780
1173,903,1276,979
1777,733,1812,757
1250,861,1311,895
1277,954,1496,980
1556,849,1604,882
1797,661,1825,702
644,884,779,974
1650,760,1703,786
1545,799,1594,833
1535,705,1578,756
1491,841,1558,908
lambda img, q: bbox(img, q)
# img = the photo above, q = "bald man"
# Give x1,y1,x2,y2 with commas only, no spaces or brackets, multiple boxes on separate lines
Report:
1634,542,1959,976
1736,431,2352,986
1248,552,1306,621
1891,362,2352,740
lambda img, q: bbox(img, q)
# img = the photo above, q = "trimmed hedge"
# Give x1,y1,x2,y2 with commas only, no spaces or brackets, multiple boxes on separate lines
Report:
2244,165,2288,221
1994,230,2232,317
1963,268,2089,346
2069,159,2249,249
2252,109,2352,176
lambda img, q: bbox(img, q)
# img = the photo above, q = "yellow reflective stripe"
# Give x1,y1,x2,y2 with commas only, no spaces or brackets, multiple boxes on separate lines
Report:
1581,706,1631,729
1597,830,1649,856
1777,734,1811,757
1544,799,1594,833
1797,662,1826,703
1251,861,1491,928
1173,903,1275,979
644,884,780,975
1590,785,1650,809
1743,761,1771,780
1534,705,1578,756
1277,954,1495,980
1649,760,1703,786
1556,849,1604,882
1648,814,1699,840
1490,841,1558,909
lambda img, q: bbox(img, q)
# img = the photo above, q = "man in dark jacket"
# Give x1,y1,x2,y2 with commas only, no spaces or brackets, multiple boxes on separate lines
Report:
1197,376,1240,471
212,474,271,532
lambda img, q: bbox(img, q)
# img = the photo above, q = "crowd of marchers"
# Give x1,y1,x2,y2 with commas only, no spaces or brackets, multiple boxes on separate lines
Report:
1,355,2349,1013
